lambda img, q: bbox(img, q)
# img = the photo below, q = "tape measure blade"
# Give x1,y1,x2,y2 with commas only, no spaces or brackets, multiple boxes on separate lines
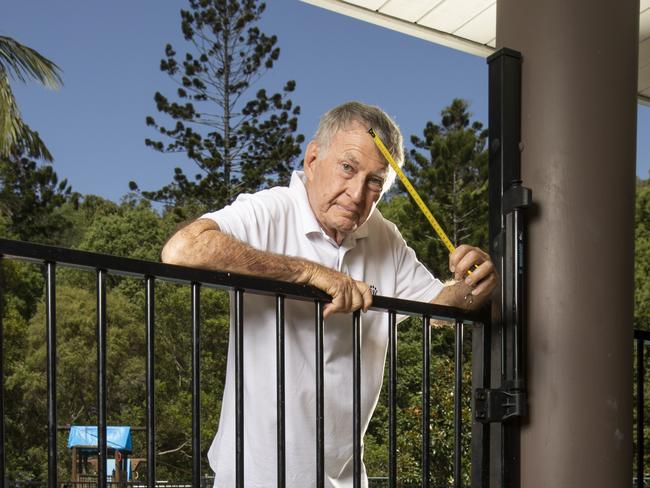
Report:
369,128,457,254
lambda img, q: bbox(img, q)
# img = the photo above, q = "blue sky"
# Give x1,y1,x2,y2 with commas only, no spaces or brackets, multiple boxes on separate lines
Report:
4,1,649,203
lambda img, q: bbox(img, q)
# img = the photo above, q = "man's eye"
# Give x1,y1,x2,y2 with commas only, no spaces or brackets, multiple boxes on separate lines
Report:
369,178,384,190
341,163,353,172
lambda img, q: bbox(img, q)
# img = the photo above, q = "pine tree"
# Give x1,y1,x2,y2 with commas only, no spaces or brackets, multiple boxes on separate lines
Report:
132,0,304,212
0,145,76,244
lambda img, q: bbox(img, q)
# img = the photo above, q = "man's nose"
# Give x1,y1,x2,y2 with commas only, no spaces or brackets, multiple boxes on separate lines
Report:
347,176,365,203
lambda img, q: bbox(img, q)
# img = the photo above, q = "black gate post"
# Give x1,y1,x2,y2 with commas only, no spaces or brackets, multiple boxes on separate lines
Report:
472,47,530,488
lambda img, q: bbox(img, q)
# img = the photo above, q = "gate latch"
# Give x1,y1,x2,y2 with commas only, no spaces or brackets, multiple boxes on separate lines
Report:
474,388,526,423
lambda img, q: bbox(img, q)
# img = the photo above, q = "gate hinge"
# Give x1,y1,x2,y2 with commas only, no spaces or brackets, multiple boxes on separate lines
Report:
474,388,527,423
503,181,532,214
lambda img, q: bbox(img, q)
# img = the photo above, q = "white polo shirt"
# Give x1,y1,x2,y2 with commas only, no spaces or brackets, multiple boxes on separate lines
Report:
203,171,443,488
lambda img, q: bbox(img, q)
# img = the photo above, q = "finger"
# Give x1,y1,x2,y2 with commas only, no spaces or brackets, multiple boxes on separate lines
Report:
450,244,484,273
471,272,497,296
463,259,494,287
350,282,371,313
342,283,353,312
327,293,346,317
328,281,350,314
449,245,469,273
454,249,483,279
350,290,364,313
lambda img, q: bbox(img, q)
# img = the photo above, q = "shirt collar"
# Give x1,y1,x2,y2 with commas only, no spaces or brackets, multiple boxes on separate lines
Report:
289,171,371,245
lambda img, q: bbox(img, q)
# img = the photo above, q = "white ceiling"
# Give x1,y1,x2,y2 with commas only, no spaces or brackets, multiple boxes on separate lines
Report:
302,0,650,105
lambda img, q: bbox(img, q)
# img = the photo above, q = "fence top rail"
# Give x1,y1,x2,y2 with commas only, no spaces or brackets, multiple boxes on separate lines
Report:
0,237,482,322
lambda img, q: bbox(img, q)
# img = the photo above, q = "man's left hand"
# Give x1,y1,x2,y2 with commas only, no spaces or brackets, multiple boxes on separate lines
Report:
448,244,497,307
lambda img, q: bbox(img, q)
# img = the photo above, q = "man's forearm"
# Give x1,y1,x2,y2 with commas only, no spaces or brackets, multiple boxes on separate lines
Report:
161,218,315,285
162,218,373,316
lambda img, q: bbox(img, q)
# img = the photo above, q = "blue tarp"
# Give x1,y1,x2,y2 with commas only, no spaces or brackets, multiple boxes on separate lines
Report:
67,426,132,453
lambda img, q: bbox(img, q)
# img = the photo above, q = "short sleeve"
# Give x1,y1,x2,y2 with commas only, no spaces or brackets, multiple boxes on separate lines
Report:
389,221,444,303
201,189,288,251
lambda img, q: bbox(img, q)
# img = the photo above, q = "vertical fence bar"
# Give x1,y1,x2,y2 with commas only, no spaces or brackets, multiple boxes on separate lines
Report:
422,315,431,488
0,256,4,488
45,262,57,488
388,311,397,488
96,269,108,488
145,277,156,488
471,318,491,488
191,283,201,488
315,301,325,488
235,289,245,488
454,320,464,488
276,295,286,488
353,310,362,488
637,336,645,488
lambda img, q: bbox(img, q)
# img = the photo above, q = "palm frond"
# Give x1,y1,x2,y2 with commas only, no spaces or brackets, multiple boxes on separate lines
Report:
0,35,62,89
0,72,53,161
0,71,23,154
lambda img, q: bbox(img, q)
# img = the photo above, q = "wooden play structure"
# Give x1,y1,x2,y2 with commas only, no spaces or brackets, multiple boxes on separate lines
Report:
66,426,143,486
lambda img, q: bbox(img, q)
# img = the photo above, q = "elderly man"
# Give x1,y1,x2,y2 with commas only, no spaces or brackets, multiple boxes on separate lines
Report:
161,101,496,487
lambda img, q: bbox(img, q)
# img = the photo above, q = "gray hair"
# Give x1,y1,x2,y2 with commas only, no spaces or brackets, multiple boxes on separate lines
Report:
313,101,404,193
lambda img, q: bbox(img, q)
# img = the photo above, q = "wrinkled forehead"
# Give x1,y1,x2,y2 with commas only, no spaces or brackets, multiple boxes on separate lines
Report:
319,118,369,146
336,126,385,156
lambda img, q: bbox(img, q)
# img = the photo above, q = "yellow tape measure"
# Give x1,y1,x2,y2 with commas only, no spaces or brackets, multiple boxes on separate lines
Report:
368,128,456,254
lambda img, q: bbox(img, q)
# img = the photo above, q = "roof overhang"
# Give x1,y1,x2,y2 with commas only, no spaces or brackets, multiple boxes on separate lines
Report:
301,0,650,106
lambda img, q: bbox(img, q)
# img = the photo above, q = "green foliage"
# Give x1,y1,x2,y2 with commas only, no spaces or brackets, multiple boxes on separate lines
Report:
381,99,488,279
5,284,144,477
2,197,231,481
636,177,650,331
0,147,77,244
363,320,473,486
149,283,229,478
0,115,78,480
132,0,304,213
78,196,173,260
634,177,650,471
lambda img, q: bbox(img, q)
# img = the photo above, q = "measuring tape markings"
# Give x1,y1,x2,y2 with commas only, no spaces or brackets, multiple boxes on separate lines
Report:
368,128,455,254
368,127,479,276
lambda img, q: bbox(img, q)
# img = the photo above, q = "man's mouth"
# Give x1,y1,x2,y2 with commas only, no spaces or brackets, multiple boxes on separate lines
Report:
336,203,359,216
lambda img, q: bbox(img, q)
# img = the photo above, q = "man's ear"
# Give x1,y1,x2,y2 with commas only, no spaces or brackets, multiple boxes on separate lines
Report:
303,140,318,179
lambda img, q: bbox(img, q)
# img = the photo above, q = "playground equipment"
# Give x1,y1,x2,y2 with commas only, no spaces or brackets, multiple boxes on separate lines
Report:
67,426,137,485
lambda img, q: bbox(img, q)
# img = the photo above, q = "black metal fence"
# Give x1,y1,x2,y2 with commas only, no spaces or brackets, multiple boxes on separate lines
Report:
6,481,216,488
0,238,488,488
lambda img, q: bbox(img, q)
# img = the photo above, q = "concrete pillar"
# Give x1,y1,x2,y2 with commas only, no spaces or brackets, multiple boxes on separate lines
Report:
496,1,639,487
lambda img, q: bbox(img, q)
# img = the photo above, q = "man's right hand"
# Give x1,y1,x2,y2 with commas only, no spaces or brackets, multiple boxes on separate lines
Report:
304,264,373,318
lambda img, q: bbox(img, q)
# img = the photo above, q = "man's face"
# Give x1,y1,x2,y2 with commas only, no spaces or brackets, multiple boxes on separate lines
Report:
304,121,389,245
